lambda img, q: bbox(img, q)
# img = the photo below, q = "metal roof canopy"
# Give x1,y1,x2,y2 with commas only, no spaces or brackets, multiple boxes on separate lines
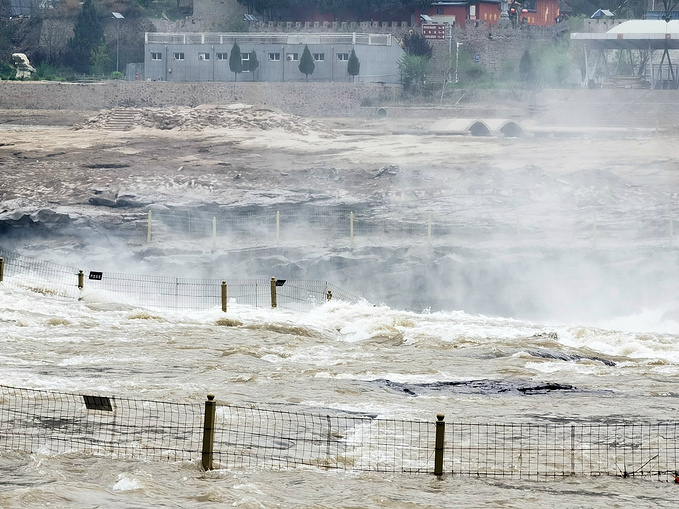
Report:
572,19,679,48
571,20,679,87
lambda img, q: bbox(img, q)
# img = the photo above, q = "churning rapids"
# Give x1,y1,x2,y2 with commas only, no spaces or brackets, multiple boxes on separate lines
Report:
2,107,679,507
1,282,679,507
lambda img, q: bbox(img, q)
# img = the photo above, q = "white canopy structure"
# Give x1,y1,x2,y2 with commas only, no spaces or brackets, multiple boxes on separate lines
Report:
571,20,679,89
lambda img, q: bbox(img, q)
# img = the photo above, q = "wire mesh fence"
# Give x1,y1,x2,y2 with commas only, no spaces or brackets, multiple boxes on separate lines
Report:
1,385,678,481
137,206,676,252
446,421,679,480
0,248,360,312
0,248,81,299
0,385,203,462
211,406,433,472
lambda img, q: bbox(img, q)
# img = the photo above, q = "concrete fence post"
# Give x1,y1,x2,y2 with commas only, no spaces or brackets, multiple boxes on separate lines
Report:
570,425,576,476
350,211,354,247
669,213,674,247
434,413,445,476
276,210,280,246
221,281,227,313
147,211,152,243
77,270,84,290
0,257,4,282
201,394,216,470
212,217,217,251
270,277,277,308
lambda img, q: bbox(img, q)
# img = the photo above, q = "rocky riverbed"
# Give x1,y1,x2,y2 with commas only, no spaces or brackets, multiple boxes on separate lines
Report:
2,106,679,322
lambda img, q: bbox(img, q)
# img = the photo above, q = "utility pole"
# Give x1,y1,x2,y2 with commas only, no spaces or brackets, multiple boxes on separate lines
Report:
112,12,124,73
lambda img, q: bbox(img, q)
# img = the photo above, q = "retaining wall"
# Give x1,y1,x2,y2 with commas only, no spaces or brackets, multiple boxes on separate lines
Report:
0,81,393,117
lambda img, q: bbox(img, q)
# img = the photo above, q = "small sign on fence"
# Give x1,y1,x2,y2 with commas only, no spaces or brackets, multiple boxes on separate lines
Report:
83,395,113,411
88,271,103,280
275,279,286,287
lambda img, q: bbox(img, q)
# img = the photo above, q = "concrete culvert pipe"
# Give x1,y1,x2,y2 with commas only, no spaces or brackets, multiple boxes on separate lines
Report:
376,107,388,118
469,121,491,136
499,121,525,138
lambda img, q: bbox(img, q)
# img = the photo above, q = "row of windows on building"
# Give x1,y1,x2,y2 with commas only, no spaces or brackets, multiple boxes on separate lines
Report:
150,51,351,62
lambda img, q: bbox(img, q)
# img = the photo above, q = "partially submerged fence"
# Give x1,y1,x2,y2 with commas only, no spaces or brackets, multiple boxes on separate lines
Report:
1,386,677,481
136,206,677,252
0,248,359,312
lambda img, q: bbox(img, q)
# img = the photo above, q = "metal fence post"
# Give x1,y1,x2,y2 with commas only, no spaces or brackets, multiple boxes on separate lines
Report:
221,281,227,313
0,257,4,282
434,413,445,476
77,270,84,290
270,277,277,308
202,394,216,470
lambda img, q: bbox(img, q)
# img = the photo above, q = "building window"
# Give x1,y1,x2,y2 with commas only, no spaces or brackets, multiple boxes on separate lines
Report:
241,52,250,71
173,52,185,60
337,53,349,61
286,52,299,61
436,7,444,14
313,53,324,61
198,52,210,61
216,52,228,60
151,52,162,61
269,52,280,61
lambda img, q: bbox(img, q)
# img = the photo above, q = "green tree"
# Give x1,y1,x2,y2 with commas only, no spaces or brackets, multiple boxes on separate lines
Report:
89,38,111,76
229,42,243,81
247,50,259,80
398,53,429,94
67,0,104,73
347,48,360,81
298,44,315,81
402,31,432,58
518,49,536,86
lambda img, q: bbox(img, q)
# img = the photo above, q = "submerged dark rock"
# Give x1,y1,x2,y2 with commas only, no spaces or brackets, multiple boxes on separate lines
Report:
528,349,616,367
370,378,577,396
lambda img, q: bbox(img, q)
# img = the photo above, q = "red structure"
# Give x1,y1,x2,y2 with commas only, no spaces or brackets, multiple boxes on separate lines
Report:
418,0,560,28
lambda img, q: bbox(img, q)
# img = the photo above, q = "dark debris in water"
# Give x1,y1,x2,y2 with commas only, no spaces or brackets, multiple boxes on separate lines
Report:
528,349,616,366
372,379,577,396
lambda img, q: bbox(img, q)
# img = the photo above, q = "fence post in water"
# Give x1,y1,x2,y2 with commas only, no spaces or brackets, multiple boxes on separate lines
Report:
434,413,445,476
276,210,280,246
201,394,216,470
212,217,217,252
669,213,674,247
147,210,152,243
221,281,227,313
0,257,3,283
270,277,277,308
77,270,84,290
350,211,354,247
570,425,575,476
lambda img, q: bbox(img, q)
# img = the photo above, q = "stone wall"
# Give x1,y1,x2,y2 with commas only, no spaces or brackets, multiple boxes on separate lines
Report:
428,24,558,81
0,81,395,117
2,82,679,127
